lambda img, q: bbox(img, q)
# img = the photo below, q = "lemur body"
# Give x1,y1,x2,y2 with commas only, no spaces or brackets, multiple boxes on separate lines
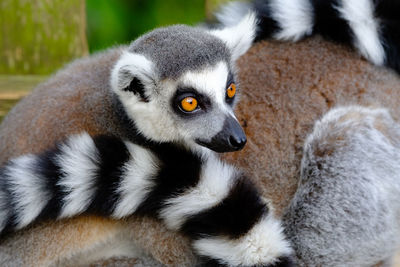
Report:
1,0,400,266
284,106,400,266
0,13,294,267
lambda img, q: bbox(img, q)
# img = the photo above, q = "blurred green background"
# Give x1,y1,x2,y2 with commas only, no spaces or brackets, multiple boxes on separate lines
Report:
87,0,205,52
0,0,211,75
0,0,229,121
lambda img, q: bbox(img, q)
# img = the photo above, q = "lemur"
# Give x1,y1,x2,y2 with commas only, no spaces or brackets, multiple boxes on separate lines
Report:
0,13,294,267
284,106,400,266
1,0,400,266
0,133,293,266
218,0,400,74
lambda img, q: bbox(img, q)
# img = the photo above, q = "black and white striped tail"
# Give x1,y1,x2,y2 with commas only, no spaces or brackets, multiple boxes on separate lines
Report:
216,0,400,74
0,132,293,267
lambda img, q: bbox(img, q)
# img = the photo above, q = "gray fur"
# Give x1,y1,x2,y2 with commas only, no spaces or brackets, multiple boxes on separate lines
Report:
0,178,10,232
129,25,232,79
110,18,257,150
283,106,400,266
0,14,257,162
89,256,165,267
0,131,290,266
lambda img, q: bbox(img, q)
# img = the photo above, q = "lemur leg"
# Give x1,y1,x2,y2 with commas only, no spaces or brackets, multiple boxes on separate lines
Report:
0,134,293,266
283,106,400,267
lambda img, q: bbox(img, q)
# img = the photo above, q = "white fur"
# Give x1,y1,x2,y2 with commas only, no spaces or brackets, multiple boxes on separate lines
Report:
5,155,50,229
115,81,180,143
120,96,180,143
57,133,100,218
174,62,241,151
160,153,236,230
180,61,231,114
115,60,236,146
193,214,292,266
111,52,155,95
269,0,314,41
211,12,257,61
215,1,253,28
111,52,182,143
112,142,159,218
337,0,385,65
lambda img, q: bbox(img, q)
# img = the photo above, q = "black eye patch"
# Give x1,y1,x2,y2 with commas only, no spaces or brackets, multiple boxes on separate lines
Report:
226,72,235,89
172,87,212,117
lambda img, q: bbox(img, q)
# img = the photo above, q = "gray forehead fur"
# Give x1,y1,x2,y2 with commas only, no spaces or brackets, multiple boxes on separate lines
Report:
128,25,231,79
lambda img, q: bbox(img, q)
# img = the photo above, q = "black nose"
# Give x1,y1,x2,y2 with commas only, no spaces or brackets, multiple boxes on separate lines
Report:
195,115,247,153
229,134,247,150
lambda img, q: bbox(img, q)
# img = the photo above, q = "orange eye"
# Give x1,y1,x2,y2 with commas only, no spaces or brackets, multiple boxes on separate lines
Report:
180,97,198,112
227,83,236,98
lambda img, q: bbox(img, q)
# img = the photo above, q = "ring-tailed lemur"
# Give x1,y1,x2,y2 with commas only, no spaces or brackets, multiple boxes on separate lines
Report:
1,0,400,266
0,132,294,266
217,0,400,74
284,106,400,266
0,13,294,266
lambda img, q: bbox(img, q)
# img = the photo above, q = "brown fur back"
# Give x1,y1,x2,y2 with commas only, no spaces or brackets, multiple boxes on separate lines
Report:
0,46,125,164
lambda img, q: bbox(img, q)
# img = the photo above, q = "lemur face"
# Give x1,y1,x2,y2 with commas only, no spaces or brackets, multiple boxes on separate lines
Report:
111,14,256,153
161,61,246,152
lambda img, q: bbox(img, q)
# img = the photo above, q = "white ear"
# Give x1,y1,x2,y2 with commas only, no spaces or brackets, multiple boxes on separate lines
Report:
210,12,257,61
111,52,155,94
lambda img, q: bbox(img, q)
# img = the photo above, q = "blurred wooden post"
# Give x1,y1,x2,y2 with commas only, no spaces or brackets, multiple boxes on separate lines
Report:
0,0,88,75
0,0,88,121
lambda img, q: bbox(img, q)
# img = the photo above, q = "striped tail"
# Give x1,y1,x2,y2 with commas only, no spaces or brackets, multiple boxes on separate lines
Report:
0,132,293,267
215,0,400,74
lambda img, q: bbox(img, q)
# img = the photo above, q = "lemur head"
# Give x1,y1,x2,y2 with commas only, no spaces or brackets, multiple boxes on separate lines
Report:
111,14,256,153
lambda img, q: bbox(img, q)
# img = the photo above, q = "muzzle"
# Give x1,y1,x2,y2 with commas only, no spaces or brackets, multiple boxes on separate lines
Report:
196,115,247,153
